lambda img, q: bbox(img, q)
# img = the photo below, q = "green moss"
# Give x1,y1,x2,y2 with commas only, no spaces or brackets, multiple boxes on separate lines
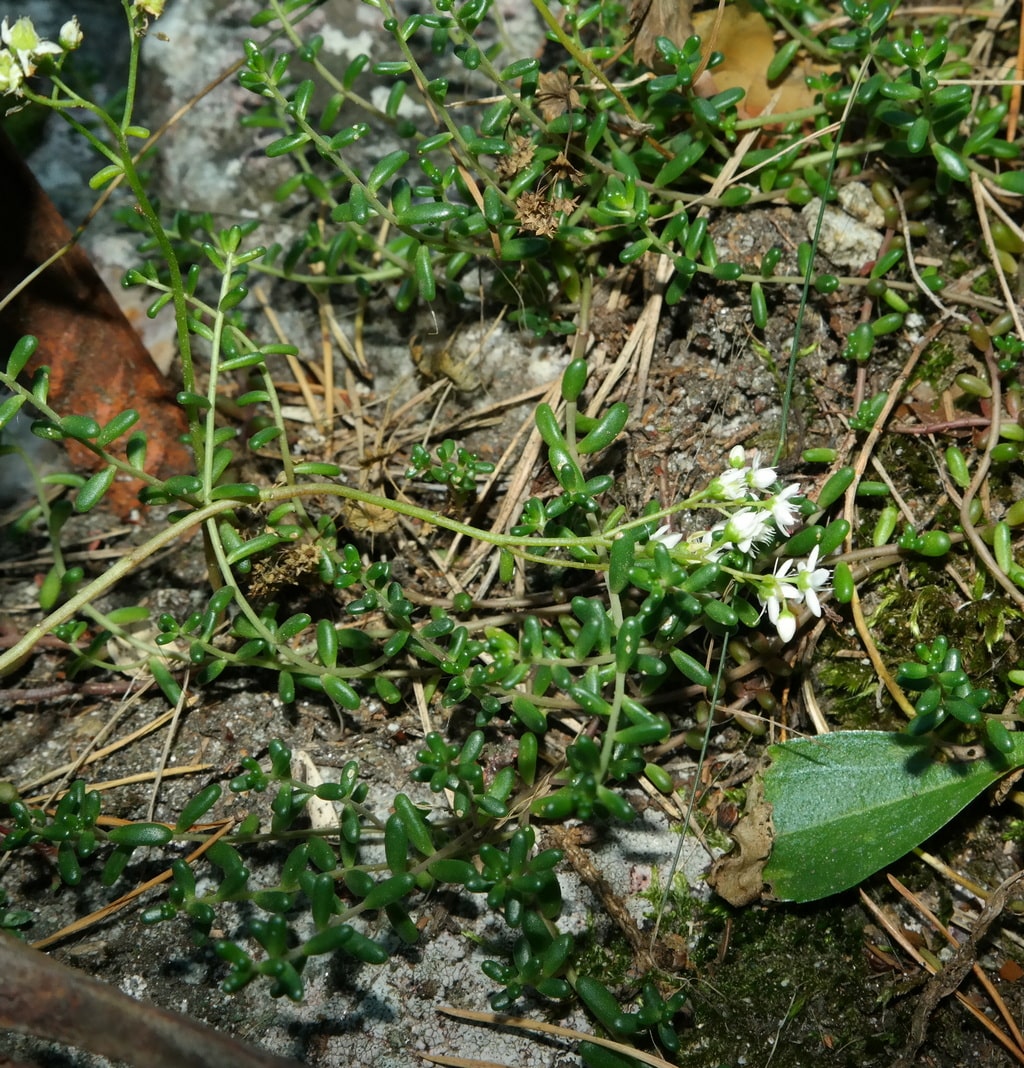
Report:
913,339,959,388
571,910,637,990
685,900,901,1065
631,803,1024,1066
811,654,887,729
971,269,997,297
630,877,895,1064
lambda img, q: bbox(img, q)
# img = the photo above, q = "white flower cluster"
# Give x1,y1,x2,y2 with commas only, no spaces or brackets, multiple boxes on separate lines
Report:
0,16,81,97
648,446,832,643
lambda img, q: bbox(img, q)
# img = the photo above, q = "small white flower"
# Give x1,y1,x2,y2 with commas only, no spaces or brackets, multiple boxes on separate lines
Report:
2,16,39,55
0,49,24,96
758,560,800,636
744,450,778,492
58,17,83,51
794,546,831,617
1,16,61,76
715,507,772,554
709,445,753,501
713,447,783,501
650,524,683,550
766,483,801,534
765,557,799,597
712,466,748,501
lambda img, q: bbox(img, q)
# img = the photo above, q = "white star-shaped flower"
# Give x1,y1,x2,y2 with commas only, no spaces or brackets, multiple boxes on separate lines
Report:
757,559,800,638
744,449,778,492
767,483,801,535
795,546,831,617
715,508,773,554
713,466,748,501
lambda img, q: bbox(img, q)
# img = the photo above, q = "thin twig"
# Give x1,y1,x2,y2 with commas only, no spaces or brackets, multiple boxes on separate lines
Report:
890,869,1024,1065
893,189,970,324
860,886,1024,1065
146,670,190,822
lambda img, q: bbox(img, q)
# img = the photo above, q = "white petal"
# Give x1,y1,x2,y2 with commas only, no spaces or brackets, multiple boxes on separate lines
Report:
776,610,796,643
650,525,683,550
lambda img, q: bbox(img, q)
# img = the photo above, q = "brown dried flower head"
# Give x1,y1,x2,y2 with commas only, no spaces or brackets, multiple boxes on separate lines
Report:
550,151,583,184
496,134,536,181
515,190,559,238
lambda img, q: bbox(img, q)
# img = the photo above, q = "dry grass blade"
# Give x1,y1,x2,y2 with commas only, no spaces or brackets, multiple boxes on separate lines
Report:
420,1056,513,1068
457,378,562,588
914,847,992,901
31,818,235,950
840,319,949,719
16,706,182,794
437,1006,679,1068
146,669,190,821
860,873,1024,1067
253,283,323,429
1008,0,1024,139
888,872,1024,1054
22,764,215,808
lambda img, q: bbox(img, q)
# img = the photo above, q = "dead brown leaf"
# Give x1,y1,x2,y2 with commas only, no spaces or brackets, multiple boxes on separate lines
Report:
342,498,399,535
629,0,835,114
707,774,774,906
629,0,697,70
536,70,580,122
692,1,837,115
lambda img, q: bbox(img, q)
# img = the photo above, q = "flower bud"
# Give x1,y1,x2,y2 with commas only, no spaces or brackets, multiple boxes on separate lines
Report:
59,17,83,51
775,607,797,643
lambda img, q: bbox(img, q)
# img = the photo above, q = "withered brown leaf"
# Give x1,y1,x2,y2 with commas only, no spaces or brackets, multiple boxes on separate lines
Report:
629,0,696,69
706,775,775,907
536,69,580,122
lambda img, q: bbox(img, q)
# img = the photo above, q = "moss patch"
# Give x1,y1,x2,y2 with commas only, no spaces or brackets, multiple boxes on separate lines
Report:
681,899,899,1065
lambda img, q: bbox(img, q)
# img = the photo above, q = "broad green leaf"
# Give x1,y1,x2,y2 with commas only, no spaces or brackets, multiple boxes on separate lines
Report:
762,731,1023,902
